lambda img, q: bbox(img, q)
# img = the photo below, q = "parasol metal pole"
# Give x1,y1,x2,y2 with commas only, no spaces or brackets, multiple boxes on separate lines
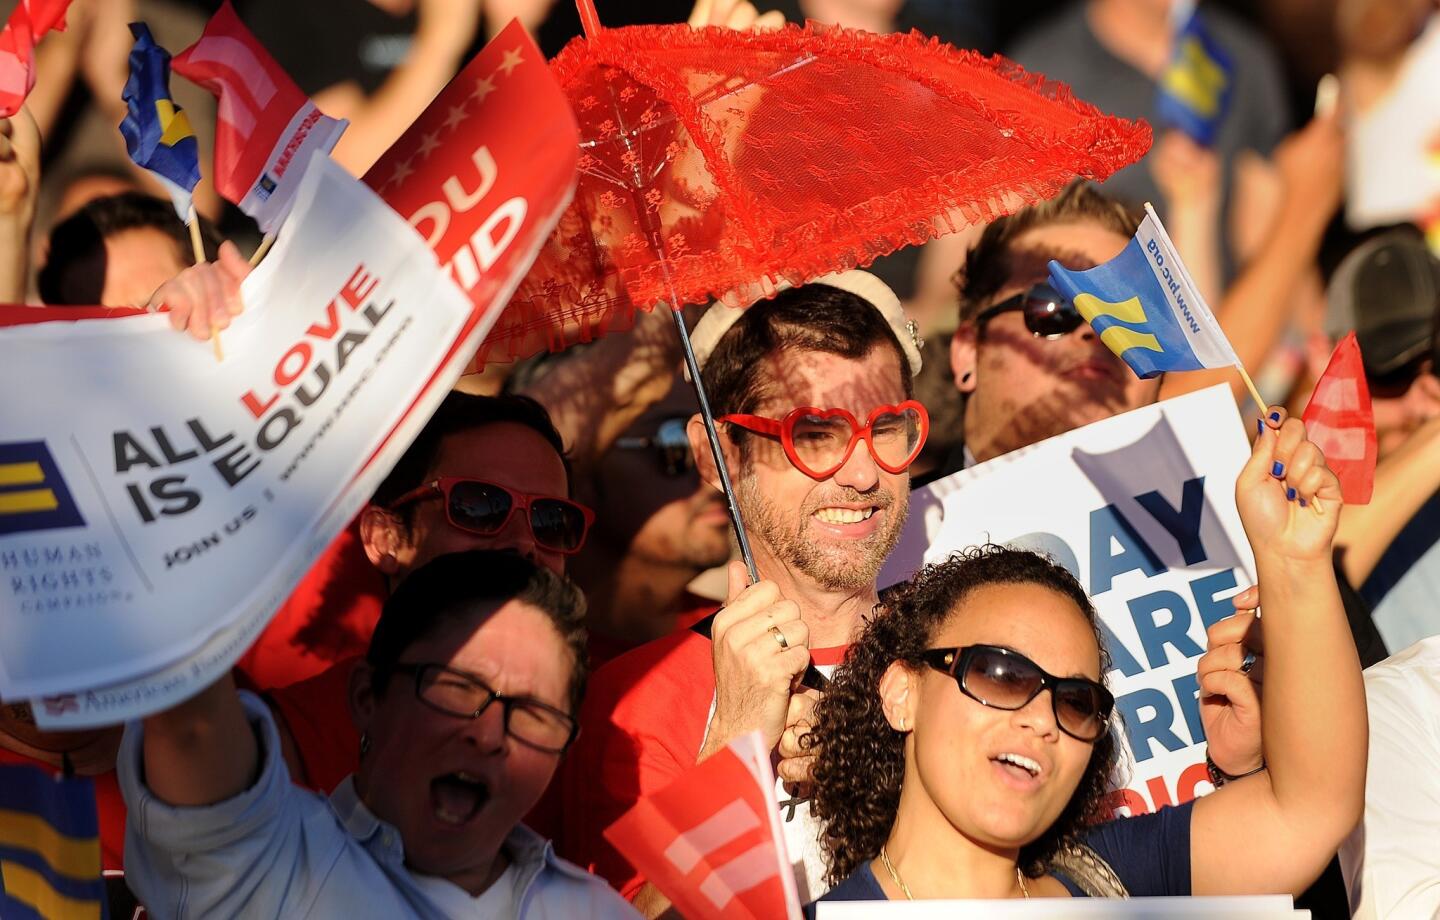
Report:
672,309,761,584
575,0,603,38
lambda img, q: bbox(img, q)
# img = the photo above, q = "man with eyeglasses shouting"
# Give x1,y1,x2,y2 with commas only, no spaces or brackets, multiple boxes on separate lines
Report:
119,550,641,918
256,391,599,798
556,270,929,914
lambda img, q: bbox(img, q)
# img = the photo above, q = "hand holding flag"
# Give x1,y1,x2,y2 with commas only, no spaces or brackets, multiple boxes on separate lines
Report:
605,731,802,920
122,22,223,358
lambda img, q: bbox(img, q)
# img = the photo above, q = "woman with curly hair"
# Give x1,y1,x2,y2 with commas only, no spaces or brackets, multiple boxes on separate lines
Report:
806,416,1367,903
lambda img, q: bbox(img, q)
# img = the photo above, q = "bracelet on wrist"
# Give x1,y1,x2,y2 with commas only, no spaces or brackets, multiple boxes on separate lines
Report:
1205,751,1266,788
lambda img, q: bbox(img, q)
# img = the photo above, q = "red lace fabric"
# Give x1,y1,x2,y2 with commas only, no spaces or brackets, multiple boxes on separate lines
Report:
478,22,1152,364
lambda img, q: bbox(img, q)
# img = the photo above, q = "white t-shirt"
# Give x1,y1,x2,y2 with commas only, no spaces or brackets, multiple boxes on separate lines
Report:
1339,637,1440,919
414,863,519,917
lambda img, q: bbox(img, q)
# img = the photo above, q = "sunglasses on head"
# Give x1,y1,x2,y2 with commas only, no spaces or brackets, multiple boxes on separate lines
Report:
389,477,595,555
613,417,695,478
719,401,929,480
920,644,1113,742
975,283,1086,340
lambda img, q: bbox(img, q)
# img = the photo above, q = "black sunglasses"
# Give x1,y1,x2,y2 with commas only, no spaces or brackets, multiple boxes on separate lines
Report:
614,417,695,477
974,283,1086,340
920,644,1113,742
388,478,594,554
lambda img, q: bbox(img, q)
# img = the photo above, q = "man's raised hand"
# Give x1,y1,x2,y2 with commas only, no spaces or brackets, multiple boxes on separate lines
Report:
700,560,810,761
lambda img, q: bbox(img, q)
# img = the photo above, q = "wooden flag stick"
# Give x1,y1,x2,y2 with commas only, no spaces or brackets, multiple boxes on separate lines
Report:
249,233,275,267
186,207,222,362
1235,363,1266,417
1239,362,1326,515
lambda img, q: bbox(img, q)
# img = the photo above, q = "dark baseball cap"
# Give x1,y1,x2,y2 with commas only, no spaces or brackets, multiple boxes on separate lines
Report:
1327,230,1440,378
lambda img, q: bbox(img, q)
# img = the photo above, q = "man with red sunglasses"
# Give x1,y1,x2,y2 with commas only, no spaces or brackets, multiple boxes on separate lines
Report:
557,271,928,912
262,392,593,796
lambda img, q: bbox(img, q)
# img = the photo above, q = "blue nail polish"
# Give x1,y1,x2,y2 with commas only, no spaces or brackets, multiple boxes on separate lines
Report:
1269,411,1281,423
1271,461,1284,478
1286,487,1296,501
1299,498,1308,508
1256,418,1264,435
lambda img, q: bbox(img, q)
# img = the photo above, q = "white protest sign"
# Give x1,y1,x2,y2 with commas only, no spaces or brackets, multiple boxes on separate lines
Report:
818,895,1304,918
879,386,1255,816
0,157,473,710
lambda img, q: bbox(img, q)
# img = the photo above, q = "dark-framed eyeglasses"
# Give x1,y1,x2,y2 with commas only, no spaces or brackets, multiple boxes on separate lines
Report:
974,283,1086,340
920,644,1113,742
613,416,694,477
387,478,594,555
390,662,579,754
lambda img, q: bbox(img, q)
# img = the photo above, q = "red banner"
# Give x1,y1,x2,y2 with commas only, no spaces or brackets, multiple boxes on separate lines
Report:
364,19,578,375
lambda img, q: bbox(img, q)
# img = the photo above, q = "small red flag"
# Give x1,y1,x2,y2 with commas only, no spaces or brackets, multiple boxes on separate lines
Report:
1302,332,1377,505
0,0,71,117
604,732,802,920
172,1,345,234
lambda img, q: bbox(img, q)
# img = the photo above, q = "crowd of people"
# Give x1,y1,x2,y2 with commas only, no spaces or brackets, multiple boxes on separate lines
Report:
2,0,1439,918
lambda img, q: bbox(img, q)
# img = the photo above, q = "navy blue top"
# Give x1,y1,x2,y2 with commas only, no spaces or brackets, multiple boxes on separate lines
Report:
808,801,1193,911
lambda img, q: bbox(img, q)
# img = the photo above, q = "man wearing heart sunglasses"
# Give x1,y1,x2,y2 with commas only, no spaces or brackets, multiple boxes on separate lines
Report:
558,271,928,912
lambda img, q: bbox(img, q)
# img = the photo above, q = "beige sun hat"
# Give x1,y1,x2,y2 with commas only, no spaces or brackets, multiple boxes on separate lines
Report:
684,270,924,379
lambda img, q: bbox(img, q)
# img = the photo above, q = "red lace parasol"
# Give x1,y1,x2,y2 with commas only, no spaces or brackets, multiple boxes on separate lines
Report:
478,8,1151,363
487,2,1151,586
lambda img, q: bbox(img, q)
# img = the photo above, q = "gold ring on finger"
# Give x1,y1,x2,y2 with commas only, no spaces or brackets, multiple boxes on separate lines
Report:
769,625,789,650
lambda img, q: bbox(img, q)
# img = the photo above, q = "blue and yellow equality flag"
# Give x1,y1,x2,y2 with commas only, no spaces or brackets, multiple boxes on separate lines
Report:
120,22,201,221
1048,204,1239,379
0,763,106,919
1156,7,1233,148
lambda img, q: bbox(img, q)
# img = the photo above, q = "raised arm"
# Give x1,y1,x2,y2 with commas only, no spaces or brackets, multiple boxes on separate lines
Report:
1190,409,1367,895
326,0,484,175
0,107,40,303
1335,394,1440,587
129,251,260,806
140,674,260,806
1160,112,1344,403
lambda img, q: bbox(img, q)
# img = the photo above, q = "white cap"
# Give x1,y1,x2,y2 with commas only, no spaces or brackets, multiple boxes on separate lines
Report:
686,270,924,380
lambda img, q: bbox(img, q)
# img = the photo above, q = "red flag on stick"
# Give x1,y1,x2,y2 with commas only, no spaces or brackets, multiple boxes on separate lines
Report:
1302,332,1377,505
0,0,70,117
172,0,345,235
604,731,802,920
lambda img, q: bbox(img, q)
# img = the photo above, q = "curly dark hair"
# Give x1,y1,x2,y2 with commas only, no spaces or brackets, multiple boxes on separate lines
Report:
808,544,1119,886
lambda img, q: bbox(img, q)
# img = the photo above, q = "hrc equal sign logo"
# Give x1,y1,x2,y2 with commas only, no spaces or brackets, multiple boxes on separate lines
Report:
1073,293,1164,357
663,798,778,911
0,442,86,536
